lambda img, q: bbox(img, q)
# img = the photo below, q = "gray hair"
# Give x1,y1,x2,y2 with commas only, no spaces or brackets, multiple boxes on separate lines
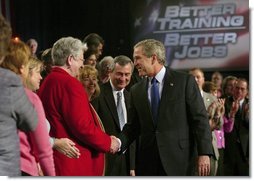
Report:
52,36,85,66
99,56,114,71
113,55,134,73
134,39,166,65
26,38,38,46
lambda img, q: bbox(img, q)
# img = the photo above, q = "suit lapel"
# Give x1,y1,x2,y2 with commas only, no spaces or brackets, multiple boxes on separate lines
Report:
157,68,175,124
123,89,130,110
103,83,121,128
123,90,131,125
134,78,155,127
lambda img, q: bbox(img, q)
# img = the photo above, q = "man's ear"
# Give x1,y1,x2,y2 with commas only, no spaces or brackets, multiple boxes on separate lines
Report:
151,54,157,65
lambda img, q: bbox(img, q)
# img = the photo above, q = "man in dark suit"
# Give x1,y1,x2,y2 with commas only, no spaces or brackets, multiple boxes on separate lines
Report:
118,39,213,176
92,55,135,176
224,78,249,176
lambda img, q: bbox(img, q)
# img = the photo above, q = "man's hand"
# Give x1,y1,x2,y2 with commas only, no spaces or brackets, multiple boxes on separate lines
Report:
110,135,121,154
130,170,135,176
197,155,210,176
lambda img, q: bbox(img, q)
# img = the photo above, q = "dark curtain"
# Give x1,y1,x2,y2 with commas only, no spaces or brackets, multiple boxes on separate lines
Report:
12,0,132,59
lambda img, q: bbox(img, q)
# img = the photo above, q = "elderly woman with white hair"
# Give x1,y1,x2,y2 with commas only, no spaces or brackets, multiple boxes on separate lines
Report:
37,37,120,176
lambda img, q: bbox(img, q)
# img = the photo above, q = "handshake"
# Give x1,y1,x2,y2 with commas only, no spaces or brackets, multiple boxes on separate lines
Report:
110,135,121,154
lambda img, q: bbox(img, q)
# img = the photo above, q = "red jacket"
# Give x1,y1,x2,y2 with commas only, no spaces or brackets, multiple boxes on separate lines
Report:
38,67,111,176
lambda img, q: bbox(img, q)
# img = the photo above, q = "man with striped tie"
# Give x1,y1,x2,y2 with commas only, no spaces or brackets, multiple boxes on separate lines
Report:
92,55,136,176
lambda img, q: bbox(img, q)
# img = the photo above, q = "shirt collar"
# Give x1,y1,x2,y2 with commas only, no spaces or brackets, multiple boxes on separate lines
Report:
149,66,166,84
110,80,124,94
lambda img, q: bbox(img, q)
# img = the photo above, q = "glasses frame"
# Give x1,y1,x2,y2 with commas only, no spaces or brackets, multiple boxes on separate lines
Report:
71,55,84,63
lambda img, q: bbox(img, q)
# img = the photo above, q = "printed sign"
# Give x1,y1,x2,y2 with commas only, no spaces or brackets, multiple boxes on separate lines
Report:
131,0,249,71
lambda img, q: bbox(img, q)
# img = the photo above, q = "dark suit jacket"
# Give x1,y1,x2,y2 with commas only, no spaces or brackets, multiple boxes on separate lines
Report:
224,96,249,162
118,67,213,176
92,82,135,176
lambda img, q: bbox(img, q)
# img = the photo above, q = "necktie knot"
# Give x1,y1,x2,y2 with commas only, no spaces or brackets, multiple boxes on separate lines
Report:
151,77,157,85
117,91,122,98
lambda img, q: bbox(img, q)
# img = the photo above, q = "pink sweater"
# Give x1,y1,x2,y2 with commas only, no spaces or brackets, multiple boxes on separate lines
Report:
19,88,55,176
214,116,234,149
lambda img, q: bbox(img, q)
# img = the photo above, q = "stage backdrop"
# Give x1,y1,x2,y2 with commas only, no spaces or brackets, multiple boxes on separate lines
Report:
130,0,249,71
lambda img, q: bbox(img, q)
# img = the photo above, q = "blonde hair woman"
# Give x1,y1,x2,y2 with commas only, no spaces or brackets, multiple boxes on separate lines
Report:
25,57,44,91
79,65,100,101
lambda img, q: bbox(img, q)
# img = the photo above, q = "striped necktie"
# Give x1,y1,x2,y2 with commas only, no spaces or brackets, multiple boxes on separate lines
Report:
117,92,125,130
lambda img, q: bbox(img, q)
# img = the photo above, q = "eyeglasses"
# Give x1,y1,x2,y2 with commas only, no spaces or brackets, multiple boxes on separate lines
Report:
71,55,84,62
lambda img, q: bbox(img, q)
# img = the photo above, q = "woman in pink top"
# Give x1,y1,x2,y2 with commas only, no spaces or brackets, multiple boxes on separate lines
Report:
1,40,55,176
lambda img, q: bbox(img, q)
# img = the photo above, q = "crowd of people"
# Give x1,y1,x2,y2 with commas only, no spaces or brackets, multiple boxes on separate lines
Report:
0,14,249,176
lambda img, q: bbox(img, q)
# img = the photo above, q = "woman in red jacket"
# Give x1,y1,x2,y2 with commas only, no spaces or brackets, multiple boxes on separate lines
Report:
38,37,119,176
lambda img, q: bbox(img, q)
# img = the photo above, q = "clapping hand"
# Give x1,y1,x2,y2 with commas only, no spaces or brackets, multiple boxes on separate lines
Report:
207,99,225,130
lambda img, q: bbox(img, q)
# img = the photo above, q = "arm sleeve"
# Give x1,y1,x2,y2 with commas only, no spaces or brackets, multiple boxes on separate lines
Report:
185,75,213,156
11,78,38,131
61,81,111,152
26,91,55,176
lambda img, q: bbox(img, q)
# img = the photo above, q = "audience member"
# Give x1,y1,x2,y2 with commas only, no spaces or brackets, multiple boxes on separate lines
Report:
26,38,38,58
118,39,213,176
40,48,53,80
92,55,135,176
203,81,219,98
83,33,104,59
211,71,223,98
0,14,38,176
83,49,97,68
203,77,237,176
221,76,237,98
223,78,249,176
2,40,55,176
37,36,120,176
79,65,100,101
97,56,114,84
